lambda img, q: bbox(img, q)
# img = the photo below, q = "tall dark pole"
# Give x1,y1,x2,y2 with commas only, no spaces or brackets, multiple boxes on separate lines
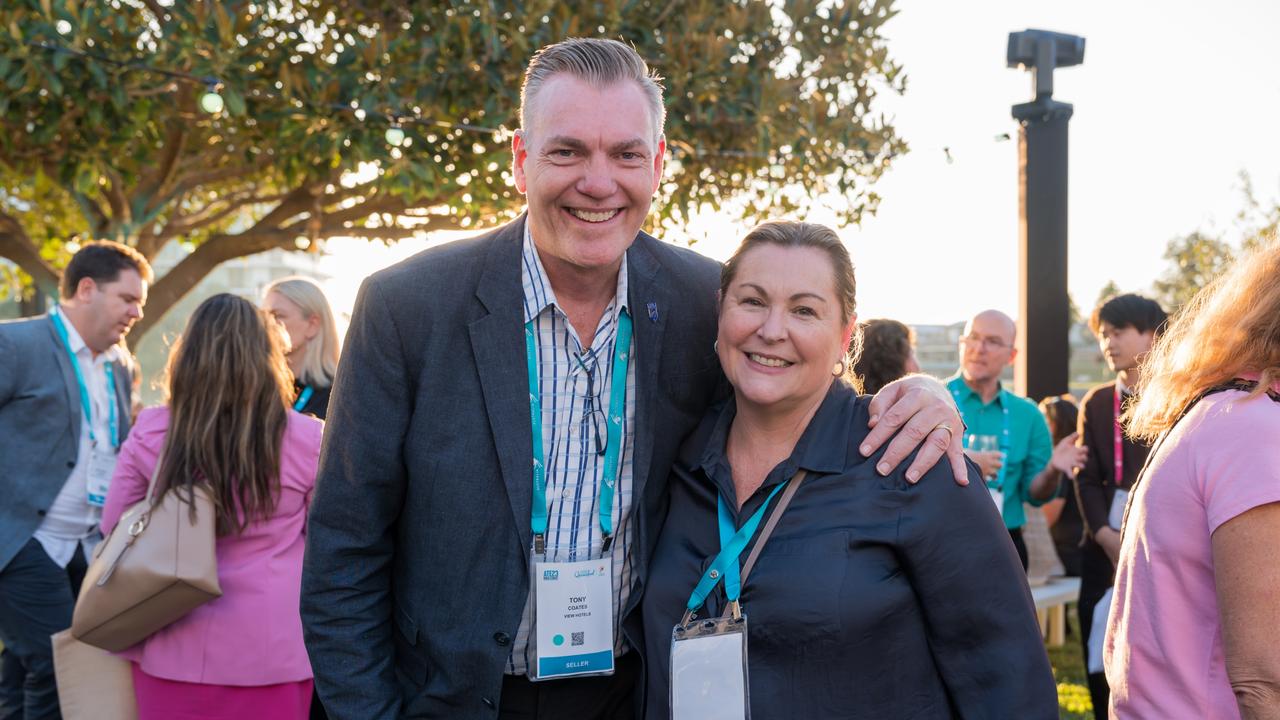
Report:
1008,29,1084,401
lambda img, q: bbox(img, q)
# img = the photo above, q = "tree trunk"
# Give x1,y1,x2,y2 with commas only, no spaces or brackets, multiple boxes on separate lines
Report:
0,227,61,308
126,230,294,349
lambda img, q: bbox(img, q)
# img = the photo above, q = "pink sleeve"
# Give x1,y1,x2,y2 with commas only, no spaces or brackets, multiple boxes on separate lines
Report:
288,412,324,534
101,409,164,535
1197,396,1280,534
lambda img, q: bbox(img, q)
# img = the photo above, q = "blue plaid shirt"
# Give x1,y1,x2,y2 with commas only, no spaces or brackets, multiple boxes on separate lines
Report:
506,225,638,674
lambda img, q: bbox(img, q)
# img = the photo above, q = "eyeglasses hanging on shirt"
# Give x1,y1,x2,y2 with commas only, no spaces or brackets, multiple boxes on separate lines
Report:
574,350,609,457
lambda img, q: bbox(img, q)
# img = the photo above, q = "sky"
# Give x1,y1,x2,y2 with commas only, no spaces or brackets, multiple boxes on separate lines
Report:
321,0,1280,326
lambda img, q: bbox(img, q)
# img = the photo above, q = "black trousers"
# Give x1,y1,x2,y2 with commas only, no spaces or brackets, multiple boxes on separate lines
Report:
1078,541,1114,719
1008,527,1028,571
498,651,638,720
0,538,88,720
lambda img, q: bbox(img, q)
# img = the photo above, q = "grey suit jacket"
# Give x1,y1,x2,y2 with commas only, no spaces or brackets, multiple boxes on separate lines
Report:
0,314,134,571
301,217,724,719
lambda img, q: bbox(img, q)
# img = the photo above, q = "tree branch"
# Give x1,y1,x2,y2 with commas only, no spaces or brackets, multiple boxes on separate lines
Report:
0,213,60,295
137,119,190,216
315,214,459,240
316,194,410,229
139,0,171,26
126,228,296,346
101,167,131,230
162,189,292,240
70,190,111,236
167,155,276,200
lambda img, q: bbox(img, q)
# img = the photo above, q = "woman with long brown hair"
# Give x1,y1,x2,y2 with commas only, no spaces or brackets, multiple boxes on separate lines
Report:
101,293,322,719
1104,241,1280,718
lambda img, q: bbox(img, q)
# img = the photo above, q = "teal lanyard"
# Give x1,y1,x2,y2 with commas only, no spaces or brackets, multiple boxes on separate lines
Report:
294,385,314,412
950,384,1010,490
50,308,118,450
526,310,633,555
685,481,790,612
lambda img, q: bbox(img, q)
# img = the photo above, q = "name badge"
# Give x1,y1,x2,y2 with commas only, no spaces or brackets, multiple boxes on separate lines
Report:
1108,489,1129,530
85,445,118,508
670,614,750,720
529,555,615,680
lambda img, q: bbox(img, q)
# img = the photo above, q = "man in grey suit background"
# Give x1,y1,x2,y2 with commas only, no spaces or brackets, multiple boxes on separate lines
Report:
301,38,966,720
0,240,150,718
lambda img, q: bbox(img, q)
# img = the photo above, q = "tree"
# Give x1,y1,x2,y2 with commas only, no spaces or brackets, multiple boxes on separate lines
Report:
1151,173,1280,314
1151,231,1236,313
0,0,907,346
1093,279,1121,310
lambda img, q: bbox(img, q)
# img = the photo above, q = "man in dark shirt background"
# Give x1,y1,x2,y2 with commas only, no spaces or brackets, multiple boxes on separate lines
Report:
1075,292,1167,718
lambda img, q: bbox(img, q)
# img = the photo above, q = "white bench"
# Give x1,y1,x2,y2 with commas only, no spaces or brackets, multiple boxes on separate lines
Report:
1031,576,1081,647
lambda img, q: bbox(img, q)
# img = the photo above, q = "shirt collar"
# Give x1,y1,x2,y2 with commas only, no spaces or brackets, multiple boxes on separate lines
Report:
947,373,1005,406
1116,376,1133,396
520,221,629,326
698,382,853,500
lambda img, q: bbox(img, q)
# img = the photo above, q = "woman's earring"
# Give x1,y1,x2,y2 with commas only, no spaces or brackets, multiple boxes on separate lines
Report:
832,359,846,377
714,340,719,354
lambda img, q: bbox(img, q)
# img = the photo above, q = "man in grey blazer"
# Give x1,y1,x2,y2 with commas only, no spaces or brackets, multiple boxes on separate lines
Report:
0,240,150,718
302,39,966,720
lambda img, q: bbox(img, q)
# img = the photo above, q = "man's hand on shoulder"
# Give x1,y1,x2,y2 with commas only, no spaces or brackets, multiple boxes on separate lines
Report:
862,374,968,486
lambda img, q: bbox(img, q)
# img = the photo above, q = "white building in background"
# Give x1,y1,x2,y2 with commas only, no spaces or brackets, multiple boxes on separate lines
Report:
134,244,329,405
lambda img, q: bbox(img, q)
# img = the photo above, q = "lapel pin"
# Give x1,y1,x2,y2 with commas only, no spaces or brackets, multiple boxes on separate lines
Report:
646,302,659,323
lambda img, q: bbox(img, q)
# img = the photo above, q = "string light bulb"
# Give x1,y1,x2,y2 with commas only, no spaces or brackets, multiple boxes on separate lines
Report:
200,80,224,114
385,123,405,147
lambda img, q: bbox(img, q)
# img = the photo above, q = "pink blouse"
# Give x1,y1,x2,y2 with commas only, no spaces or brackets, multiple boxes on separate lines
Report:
101,407,323,686
1104,385,1280,718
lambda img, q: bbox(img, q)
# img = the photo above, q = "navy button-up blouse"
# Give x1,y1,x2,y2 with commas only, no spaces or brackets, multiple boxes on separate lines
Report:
641,381,1058,719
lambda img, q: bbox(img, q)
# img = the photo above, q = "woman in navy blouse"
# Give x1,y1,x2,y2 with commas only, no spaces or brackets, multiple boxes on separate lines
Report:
641,222,1057,719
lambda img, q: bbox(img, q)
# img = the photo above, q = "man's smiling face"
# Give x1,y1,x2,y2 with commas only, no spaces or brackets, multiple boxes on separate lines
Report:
513,74,665,278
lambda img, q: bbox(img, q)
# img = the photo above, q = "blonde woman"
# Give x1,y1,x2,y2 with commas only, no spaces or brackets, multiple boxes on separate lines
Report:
102,294,322,719
263,277,340,419
1104,241,1280,719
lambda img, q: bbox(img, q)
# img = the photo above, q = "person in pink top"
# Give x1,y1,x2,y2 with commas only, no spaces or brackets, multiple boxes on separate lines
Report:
101,293,323,720
1104,241,1280,719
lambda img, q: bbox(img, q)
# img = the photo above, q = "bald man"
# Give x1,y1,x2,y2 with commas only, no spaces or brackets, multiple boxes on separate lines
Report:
947,310,1072,569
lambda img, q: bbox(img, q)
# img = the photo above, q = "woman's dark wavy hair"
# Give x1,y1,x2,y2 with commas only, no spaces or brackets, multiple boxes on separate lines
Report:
852,319,915,395
155,293,294,536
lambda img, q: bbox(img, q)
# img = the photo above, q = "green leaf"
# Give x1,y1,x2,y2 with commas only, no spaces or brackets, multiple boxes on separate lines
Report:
222,86,246,116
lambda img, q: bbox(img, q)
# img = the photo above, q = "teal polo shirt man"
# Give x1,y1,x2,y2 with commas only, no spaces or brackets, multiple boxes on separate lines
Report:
950,310,1058,569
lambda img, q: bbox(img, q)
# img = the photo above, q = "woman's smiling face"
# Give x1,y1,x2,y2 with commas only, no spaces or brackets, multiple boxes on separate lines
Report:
717,243,854,414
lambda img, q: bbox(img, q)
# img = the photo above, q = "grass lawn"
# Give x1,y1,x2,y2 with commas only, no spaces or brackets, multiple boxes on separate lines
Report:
1048,603,1095,719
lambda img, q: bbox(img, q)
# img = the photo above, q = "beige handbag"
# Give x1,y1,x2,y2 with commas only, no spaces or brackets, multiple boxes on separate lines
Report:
72,454,222,652
51,629,138,720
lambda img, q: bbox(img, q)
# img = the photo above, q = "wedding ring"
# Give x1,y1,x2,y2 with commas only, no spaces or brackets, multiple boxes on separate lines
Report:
934,422,956,444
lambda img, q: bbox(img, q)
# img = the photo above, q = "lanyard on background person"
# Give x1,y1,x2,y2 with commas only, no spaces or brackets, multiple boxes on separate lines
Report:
294,385,314,412
1112,386,1125,486
525,310,633,555
50,307,119,450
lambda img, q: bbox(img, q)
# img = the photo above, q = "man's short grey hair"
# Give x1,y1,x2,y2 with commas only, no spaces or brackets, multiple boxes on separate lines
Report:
520,37,666,145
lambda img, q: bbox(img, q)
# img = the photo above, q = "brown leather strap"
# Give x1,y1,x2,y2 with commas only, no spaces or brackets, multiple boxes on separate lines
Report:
740,470,807,585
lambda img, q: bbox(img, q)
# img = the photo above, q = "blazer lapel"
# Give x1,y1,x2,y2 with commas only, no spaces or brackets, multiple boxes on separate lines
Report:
625,234,667,513
111,356,132,441
46,316,82,445
468,217,535,553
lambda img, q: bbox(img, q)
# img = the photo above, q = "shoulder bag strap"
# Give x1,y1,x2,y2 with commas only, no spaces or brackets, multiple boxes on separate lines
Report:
740,470,808,585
